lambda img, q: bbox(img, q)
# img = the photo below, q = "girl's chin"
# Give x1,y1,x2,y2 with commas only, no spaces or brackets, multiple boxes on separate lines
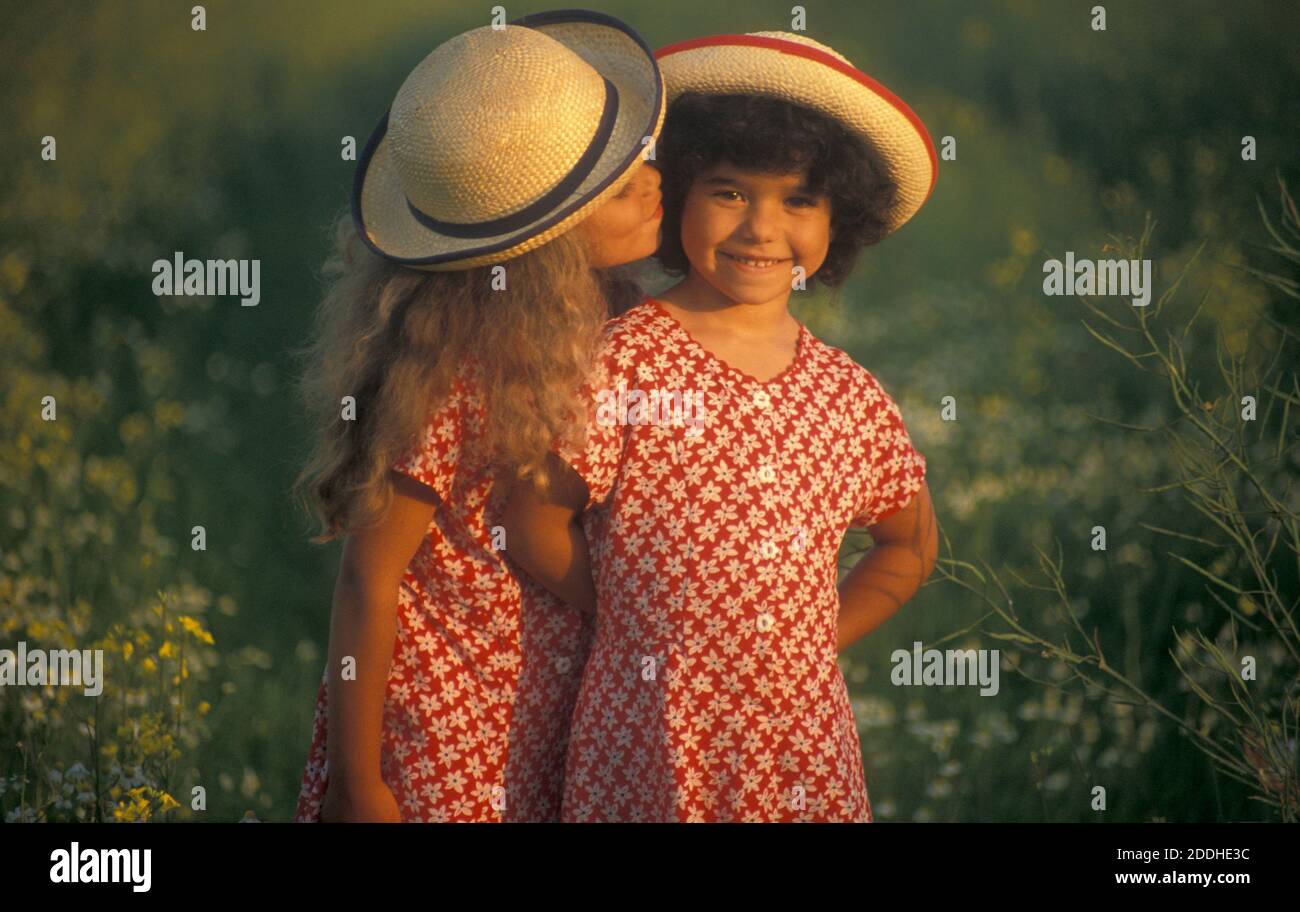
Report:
601,242,660,268
703,272,788,304
623,229,663,265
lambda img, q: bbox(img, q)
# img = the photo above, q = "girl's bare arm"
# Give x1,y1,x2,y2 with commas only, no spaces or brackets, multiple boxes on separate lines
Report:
325,470,437,788
836,482,939,653
500,454,598,616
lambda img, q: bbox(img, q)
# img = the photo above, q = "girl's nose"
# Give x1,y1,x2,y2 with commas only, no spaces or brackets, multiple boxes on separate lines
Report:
741,205,778,242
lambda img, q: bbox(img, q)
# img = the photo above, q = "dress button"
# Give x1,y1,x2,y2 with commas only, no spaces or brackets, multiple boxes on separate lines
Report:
753,389,771,410
554,655,572,674
758,464,777,484
756,612,776,633
759,540,779,560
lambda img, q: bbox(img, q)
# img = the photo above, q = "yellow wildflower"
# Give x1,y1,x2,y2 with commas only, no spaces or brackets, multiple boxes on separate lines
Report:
179,615,214,644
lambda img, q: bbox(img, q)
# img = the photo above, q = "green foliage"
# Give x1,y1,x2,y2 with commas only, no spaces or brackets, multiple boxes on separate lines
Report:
0,257,224,821
910,190,1300,822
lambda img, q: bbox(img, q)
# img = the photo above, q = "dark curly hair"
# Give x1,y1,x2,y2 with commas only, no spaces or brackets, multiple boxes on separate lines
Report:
654,92,897,288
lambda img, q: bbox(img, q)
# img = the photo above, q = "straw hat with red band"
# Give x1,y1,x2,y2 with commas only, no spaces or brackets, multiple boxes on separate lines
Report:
655,31,937,236
352,9,665,271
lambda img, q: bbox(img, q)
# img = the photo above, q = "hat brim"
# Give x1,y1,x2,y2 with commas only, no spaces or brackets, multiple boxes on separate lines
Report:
655,34,937,234
354,10,665,271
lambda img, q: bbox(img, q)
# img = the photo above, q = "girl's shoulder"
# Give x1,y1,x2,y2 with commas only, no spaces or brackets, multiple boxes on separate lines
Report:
587,297,670,371
798,331,904,410
447,358,489,405
601,296,663,342
798,329,871,385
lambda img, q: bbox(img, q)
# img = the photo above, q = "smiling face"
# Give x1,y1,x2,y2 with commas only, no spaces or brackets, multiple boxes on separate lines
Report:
577,161,664,267
678,164,832,307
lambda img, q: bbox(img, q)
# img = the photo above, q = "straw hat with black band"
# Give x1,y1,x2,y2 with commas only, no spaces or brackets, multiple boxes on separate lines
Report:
353,9,666,271
655,31,937,237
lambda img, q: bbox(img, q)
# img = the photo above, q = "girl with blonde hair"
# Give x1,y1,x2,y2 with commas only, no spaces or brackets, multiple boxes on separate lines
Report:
289,10,665,822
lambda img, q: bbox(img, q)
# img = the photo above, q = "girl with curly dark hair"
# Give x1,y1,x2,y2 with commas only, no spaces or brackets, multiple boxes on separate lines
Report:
505,31,941,822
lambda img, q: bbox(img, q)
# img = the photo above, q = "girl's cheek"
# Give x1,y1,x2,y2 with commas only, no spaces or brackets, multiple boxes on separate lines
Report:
684,208,722,245
797,219,832,255
681,222,709,259
618,207,647,240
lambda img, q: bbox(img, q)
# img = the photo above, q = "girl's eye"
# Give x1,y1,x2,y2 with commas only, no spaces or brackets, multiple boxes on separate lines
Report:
788,196,818,208
713,190,743,202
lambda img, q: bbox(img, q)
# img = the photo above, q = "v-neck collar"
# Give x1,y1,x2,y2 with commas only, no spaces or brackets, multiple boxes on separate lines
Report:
645,298,808,388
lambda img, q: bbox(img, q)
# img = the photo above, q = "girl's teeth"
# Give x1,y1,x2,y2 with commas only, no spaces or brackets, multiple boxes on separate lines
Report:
725,252,779,267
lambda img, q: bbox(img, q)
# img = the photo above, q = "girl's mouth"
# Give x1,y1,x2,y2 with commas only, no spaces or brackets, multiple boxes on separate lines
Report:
652,204,663,219
718,250,789,272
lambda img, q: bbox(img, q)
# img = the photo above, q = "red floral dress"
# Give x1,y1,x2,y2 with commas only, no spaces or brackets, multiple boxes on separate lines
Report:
556,299,926,822
293,370,594,822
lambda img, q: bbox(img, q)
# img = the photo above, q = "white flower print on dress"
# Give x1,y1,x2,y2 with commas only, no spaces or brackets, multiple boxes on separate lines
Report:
556,298,926,822
294,369,594,822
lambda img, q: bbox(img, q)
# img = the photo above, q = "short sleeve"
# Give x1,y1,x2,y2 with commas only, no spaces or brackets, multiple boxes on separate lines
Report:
848,373,927,528
554,349,626,512
391,378,468,503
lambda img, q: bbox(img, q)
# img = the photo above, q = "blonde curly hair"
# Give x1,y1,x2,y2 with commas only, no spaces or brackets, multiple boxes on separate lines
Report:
289,210,637,544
